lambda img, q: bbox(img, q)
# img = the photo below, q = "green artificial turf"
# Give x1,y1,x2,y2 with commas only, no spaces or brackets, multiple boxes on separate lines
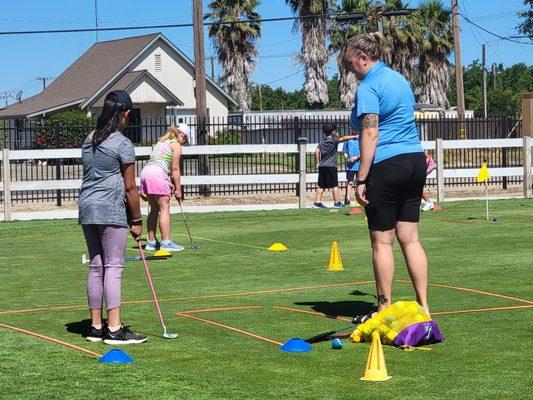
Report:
0,199,532,399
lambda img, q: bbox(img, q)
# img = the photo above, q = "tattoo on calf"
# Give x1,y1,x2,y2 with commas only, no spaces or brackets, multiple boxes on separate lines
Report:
377,294,389,305
360,114,378,129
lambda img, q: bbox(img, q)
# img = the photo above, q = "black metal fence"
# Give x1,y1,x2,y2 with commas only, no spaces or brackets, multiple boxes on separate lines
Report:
0,115,524,204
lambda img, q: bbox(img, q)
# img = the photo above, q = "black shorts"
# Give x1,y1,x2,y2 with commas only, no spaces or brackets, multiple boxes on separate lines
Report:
365,153,426,231
318,167,338,189
346,170,357,183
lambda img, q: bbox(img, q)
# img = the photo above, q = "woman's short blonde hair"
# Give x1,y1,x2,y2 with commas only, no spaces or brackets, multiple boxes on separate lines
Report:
345,32,388,61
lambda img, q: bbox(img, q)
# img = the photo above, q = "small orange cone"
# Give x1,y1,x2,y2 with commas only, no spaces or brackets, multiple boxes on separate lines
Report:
360,332,392,381
327,241,343,271
349,207,362,215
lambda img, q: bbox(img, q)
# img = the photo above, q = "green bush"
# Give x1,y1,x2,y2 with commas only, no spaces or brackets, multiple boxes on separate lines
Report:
36,110,95,149
0,120,6,142
208,129,243,145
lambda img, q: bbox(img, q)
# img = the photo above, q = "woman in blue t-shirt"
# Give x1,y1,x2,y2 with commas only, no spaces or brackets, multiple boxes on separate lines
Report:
344,33,430,316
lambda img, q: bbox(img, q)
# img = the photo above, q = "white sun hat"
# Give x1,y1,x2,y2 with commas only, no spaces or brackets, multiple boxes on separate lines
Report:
177,123,192,145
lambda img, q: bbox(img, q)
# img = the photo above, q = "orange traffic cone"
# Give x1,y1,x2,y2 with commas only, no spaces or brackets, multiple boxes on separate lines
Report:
327,241,343,271
360,332,392,381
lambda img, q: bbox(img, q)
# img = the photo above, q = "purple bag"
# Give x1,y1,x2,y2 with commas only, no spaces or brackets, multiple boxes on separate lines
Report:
393,320,444,347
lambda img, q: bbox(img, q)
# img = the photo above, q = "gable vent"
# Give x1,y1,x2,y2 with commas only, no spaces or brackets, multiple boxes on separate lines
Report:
155,54,162,71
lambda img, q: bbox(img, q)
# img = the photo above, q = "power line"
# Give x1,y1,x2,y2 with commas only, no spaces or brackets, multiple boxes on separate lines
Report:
459,12,533,45
0,11,413,36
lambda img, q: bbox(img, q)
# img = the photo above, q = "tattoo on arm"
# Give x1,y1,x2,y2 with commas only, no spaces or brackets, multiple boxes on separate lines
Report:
377,294,389,305
360,114,378,130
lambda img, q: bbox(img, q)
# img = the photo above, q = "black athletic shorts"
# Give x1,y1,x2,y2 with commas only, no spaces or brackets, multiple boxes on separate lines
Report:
365,152,426,231
346,170,357,183
318,166,338,189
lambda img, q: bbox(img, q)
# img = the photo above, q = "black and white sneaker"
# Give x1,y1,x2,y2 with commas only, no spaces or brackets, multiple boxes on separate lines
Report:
86,326,105,342
103,325,148,345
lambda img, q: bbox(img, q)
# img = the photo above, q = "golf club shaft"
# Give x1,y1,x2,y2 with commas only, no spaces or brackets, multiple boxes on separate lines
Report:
138,242,167,330
178,200,195,247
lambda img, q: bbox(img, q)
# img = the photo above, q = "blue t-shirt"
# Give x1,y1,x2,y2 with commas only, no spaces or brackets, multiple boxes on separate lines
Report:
342,139,360,171
350,61,423,164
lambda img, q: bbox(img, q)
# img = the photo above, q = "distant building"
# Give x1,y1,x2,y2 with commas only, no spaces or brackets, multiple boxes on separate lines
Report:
0,33,236,145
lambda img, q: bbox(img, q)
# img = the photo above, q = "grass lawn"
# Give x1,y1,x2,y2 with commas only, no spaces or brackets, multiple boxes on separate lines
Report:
0,199,532,399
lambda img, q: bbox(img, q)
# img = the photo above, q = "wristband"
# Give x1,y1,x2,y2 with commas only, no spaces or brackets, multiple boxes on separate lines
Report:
356,178,368,186
131,218,143,226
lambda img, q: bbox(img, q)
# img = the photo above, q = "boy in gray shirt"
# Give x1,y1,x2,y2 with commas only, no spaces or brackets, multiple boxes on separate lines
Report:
313,124,358,208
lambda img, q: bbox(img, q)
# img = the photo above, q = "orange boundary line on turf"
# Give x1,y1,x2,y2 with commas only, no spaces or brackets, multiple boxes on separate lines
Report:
397,280,533,305
178,306,263,314
175,312,282,346
272,306,353,322
432,304,533,316
0,281,375,316
0,322,101,358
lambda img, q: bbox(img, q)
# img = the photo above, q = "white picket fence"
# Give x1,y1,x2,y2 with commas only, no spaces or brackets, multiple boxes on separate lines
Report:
1,137,532,221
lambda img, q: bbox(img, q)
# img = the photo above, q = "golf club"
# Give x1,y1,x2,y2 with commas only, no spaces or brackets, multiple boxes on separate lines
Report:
178,200,199,249
304,313,373,344
137,241,178,339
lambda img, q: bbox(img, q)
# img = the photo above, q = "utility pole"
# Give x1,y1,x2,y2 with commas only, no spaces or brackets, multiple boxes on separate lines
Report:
258,85,263,111
482,44,487,118
94,0,99,43
209,56,215,79
451,0,466,136
193,0,210,195
36,77,53,91
1,91,11,107
369,1,394,34
492,63,497,90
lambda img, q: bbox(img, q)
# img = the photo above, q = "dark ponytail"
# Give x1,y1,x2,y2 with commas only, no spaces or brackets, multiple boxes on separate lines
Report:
92,92,120,149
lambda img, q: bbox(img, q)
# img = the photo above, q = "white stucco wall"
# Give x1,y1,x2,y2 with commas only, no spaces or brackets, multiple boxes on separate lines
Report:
130,39,230,120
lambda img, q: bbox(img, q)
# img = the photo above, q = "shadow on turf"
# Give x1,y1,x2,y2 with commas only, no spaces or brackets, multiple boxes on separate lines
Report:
294,300,376,319
65,319,96,338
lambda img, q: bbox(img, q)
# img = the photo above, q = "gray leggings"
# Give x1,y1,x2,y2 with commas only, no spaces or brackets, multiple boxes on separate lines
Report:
82,225,127,310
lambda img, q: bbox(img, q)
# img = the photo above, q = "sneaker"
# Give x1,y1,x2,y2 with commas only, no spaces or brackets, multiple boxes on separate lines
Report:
86,325,105,343
333,202,345,208
421,200,434,212
103,325,148,345
160,240,185,252
313,202,327,209
145,240,160,251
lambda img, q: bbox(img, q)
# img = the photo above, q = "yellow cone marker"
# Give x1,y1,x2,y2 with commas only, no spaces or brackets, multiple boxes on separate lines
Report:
360,332,392,381
327,241,343,271
268,243,288,252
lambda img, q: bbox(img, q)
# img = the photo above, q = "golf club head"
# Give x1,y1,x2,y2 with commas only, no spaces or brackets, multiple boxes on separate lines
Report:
162,326,178,339
163,333,178,339
191,243,199,249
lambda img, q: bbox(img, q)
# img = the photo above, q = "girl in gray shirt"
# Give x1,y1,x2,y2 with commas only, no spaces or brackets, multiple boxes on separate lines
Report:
79,90,146,345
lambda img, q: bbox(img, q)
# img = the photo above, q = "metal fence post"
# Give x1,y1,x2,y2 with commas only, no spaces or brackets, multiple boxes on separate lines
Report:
297,137,308,209
54,123,62,206
436,139,445,202
524,136,532,199
2,148,12,221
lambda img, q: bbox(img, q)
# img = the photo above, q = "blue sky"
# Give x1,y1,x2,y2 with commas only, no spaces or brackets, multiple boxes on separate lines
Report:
0,0,530,103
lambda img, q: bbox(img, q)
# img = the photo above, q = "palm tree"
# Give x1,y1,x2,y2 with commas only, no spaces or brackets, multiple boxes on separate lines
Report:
286,0,335,108
329,0,372,108
415,0,453,108
207,0,261,111
382,0,419,83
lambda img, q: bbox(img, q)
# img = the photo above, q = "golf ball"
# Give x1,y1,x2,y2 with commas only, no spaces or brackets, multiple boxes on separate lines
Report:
331,338,343,349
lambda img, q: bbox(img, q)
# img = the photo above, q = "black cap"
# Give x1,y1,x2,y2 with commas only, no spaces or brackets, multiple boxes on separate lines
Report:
322,123,337,135
110,90,133,111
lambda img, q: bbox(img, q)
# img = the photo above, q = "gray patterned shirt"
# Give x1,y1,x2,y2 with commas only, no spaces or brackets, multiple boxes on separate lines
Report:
78,132,136,227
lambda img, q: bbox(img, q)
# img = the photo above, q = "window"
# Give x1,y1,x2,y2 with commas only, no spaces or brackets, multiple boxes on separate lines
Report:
155,54,161,71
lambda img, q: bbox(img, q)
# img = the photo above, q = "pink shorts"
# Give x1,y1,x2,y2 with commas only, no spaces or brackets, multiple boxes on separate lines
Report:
140,164,171,196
